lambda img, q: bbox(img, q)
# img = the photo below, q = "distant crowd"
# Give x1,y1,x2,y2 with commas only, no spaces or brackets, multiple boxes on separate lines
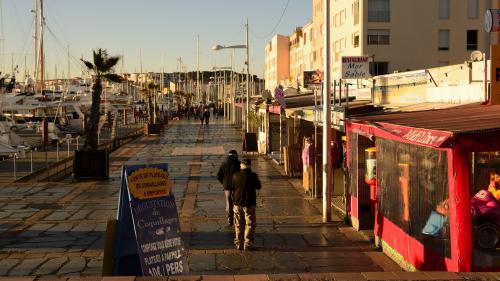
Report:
175,105,223,125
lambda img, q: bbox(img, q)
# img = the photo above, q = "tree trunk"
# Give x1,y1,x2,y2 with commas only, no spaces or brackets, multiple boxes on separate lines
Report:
148,93,154,123
84,78,102,150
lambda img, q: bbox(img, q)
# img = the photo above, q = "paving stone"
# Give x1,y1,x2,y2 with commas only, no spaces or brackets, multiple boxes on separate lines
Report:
43,211,72,221
34,257,69,275
9,258,47,276
361,272,399,280
188,253,216,272
202,276,234,281
0,259,20,275
233,274,267,281
216,253,247,271
267,274,299,281
274,253,307,271
330,273,367,281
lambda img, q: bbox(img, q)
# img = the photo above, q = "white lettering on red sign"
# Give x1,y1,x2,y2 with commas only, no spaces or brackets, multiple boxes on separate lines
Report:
402,130,440,145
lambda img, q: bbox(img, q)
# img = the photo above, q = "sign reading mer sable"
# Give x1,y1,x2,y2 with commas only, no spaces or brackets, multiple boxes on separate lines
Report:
341,56,370,79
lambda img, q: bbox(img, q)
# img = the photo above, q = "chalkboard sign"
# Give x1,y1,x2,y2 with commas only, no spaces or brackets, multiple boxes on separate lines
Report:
114,163,188,276
243,132,258,152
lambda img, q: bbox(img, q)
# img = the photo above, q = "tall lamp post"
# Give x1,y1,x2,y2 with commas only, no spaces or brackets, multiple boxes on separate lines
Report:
212,18,250,132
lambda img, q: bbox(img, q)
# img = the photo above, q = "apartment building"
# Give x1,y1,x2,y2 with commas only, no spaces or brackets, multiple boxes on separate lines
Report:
312,0,325,71
264,35,290,91
330,0,493,76
289,28,303,87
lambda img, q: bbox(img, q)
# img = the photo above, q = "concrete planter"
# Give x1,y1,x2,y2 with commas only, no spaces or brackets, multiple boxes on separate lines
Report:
74,149,109,180
144,123,163,135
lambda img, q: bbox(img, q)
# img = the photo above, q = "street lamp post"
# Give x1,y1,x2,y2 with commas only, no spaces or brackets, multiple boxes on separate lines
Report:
212,18,250,132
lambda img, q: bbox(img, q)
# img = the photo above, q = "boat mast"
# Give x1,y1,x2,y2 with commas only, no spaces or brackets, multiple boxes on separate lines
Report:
33,0,38,94
39,0,45,94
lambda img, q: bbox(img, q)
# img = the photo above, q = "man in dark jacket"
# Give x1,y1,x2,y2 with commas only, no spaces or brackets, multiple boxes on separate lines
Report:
217,150,240,226
232,158,261,250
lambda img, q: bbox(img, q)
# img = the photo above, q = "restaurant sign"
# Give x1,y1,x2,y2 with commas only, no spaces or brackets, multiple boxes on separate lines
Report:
341,56,370,79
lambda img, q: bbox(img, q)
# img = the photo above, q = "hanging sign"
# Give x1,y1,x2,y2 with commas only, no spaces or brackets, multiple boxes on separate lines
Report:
485,9,500,32
114,163,188,277
341,56,371,79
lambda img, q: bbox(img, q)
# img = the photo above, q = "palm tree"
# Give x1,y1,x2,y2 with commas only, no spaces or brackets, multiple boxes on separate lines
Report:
141,82,159,124
81,48,123,150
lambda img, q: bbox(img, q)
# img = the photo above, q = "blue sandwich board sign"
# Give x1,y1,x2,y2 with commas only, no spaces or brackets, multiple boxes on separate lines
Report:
114,163,188,276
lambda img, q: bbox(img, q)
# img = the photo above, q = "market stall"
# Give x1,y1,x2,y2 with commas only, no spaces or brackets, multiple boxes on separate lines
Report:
346,103,500,272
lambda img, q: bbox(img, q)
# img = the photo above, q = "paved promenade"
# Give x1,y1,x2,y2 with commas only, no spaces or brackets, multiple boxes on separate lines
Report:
1,118,495,280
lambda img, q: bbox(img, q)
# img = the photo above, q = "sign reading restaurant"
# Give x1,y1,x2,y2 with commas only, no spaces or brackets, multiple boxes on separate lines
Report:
341,56,371,79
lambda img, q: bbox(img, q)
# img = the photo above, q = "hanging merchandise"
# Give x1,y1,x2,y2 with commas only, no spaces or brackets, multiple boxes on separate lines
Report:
302,137,314,192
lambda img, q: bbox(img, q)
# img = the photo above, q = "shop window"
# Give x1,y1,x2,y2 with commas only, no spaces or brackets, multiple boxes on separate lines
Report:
368,0,390,22
468,0,479,19
469,152,500,268
467,30,478,51
353,0,360,25
353,32,360,48
439,30,450,51
367,29,390,45
439,0,450,20
377,139,450,258
369,62,389,76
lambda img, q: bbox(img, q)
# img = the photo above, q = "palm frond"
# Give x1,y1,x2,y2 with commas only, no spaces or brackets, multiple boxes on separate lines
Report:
102,56,120,72
103,73,123,83
81,59,94,71
93,48,106,71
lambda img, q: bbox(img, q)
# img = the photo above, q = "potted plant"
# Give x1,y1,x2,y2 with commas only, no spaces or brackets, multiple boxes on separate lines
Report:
74,48,123,180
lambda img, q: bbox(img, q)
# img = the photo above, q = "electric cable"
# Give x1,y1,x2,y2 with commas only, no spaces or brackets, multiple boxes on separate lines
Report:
249,0,291,39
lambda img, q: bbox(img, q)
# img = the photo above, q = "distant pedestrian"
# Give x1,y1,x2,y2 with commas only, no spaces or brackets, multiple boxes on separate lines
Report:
232,158,261,250
203,107,210,125
217,149,240,226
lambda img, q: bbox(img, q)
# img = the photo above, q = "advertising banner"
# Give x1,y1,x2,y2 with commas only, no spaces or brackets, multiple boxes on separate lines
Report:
114,163,188,277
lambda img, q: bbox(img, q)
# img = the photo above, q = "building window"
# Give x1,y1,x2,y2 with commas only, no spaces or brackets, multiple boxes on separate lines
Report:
367,29,390,45
467,30,478,50
353,32,360,48
468,0,479,19
368,0,390,22
438,29,450,51
370,62,389,75
439,0,450,19
353,0,360,25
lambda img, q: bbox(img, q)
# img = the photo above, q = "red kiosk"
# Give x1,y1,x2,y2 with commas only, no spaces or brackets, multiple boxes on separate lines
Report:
346,103,500,271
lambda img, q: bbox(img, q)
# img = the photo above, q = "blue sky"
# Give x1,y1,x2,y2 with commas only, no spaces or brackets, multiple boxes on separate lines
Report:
0,0,311,79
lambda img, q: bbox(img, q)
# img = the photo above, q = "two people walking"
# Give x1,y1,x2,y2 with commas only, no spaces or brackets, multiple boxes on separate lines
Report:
217,150,261,251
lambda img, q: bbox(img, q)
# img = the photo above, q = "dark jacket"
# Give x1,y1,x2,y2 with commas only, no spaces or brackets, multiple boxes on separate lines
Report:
217,155,240,190
232,168,261,207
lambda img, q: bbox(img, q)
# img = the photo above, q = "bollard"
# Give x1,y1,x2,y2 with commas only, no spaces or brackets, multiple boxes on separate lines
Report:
30,150,33,173
13,154,17,180
56,141,60,161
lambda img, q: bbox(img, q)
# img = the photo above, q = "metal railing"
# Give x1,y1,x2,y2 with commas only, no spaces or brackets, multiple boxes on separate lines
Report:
14,126,145,183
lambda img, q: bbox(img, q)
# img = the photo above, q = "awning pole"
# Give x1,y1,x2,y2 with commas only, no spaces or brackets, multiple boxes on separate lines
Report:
322,0,332,223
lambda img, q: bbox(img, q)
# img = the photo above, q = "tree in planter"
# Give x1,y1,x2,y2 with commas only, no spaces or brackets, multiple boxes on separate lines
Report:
81,48,123,150
148,83,159,124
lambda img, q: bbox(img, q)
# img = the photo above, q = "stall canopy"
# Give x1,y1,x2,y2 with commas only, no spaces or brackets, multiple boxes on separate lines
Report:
350,102,500,150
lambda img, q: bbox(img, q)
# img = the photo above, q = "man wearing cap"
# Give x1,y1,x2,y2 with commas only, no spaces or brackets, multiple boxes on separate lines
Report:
217,150,241,226
232,158,261,250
